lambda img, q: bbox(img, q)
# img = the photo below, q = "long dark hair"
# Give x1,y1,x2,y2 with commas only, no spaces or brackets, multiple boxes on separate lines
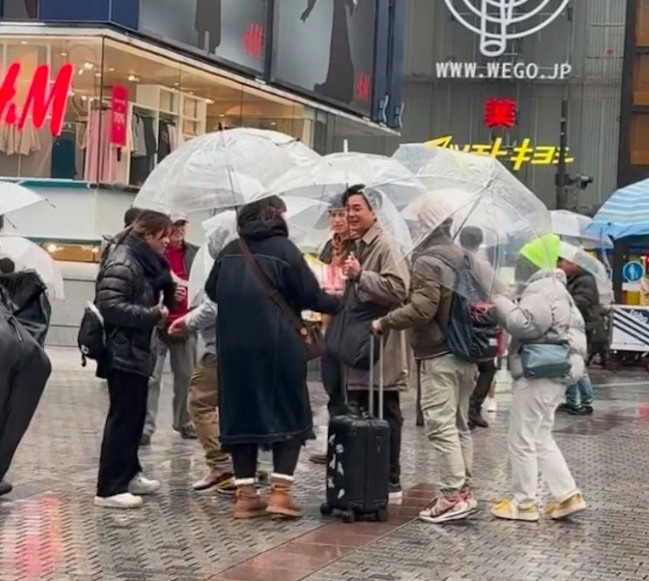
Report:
237,196,287,234
115,210,172,244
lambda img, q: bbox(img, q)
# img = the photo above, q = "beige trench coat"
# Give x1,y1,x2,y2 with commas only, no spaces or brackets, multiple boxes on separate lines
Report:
345,223,410,391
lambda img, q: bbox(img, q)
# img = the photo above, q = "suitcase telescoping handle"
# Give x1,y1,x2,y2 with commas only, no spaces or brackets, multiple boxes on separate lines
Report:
368,337,384,420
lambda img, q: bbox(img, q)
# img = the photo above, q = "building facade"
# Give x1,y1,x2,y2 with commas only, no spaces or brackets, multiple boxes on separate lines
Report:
396,0,627,211
0,0,406,346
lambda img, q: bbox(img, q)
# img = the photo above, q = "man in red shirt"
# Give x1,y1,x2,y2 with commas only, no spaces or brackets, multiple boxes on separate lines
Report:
142,217,199,445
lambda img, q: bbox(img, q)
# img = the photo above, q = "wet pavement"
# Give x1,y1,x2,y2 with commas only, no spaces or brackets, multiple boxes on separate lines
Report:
2,349,649,581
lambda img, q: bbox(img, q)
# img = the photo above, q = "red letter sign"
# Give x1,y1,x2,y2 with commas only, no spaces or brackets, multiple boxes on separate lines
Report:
484,98,517,129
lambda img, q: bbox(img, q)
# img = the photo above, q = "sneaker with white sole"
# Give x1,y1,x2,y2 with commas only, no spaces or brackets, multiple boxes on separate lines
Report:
419,495,471,524
462,490,479,513
491,498,539,522
193,469,234,492
546,492,586,520
389,481,403,502
129,474,161,496
485,396,497,413
94,493,143,509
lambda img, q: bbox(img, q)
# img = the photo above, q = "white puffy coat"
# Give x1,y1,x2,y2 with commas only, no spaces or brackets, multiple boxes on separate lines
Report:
494,269,587,384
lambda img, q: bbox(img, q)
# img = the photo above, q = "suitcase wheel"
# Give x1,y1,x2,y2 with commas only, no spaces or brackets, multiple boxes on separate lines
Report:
376,508,388,522
342,510,356,524
320,502,334,517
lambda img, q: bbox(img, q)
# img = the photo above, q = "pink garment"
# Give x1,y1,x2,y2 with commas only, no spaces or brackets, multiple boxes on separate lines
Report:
83,110,119,183
323,264,345,294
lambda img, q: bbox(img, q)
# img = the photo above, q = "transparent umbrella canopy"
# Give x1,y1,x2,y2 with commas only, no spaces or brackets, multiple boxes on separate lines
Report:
133,128,320,215
0,235,65,300
270,152,428,211
558,241,613,305
399,146,553,299
0,182,47,216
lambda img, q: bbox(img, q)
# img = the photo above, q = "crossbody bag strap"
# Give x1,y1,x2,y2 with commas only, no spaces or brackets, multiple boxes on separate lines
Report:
237,239,308,338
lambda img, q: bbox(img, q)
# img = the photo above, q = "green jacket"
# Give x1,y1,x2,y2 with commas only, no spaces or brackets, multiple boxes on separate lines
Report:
380,234,463,360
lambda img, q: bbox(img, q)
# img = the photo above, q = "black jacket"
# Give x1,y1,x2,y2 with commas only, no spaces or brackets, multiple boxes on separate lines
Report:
567,270,600,327
96,235,165,377
206,216,340,446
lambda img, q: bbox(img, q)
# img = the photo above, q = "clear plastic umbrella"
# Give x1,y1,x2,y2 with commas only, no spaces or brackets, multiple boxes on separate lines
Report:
399,147,553,299
270,152,428,211
0,182,47,216
558,241,613,305
133,128,320,215
551,210,613,250
0,235,65,299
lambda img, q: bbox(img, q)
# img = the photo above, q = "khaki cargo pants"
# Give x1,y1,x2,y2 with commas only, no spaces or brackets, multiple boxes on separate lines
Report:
187,353,230,470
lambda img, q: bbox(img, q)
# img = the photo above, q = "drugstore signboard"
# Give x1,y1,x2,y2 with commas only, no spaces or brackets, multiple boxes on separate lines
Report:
426,135,575,171
0,63,74,137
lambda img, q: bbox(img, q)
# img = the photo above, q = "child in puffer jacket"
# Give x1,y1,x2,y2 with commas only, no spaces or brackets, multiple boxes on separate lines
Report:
490,234,587,523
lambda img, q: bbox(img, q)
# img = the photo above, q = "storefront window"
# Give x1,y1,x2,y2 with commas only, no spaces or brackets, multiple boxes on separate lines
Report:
0,36,102,181
630,113,649,165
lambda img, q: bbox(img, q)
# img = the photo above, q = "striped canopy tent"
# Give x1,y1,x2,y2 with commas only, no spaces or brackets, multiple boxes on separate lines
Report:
588,179,649,241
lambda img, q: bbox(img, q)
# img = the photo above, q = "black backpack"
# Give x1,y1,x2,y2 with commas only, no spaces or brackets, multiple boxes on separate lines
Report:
77,302,106,366
440,254,500,363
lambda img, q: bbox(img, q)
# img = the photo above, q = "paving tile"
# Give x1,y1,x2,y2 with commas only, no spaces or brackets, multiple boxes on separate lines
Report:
3,360,649,581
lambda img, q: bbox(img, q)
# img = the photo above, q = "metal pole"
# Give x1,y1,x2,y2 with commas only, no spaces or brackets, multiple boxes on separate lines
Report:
555,100,569,210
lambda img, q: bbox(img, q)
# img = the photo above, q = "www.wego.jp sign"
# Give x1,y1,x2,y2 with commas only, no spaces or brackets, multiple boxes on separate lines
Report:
443,0,571,58
0,63,74,137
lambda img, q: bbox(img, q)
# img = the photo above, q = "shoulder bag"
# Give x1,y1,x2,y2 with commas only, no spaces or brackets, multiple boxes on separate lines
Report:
519,296,571,380
238,239,325,361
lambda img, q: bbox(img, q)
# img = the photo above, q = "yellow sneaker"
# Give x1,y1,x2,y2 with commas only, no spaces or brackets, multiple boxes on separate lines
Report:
546,492,586,520
491,498,539,522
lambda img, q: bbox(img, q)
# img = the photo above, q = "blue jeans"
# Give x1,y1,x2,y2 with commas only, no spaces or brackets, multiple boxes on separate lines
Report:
565,375,594,409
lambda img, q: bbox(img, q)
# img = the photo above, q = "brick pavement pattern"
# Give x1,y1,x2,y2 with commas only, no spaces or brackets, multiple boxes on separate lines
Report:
1,357,648,581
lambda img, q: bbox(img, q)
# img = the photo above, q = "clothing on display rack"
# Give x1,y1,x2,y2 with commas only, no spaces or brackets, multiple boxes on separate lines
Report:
158,119,183,162
0,120,41,157
84,108,126,184
51,124,80,179
129,112,157,186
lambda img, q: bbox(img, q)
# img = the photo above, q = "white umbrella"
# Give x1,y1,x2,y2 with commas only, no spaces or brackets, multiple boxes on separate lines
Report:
270,151,427,210
551,210,613,250
0,182,47,216
558,241,613,305
134,128,320,215
0,235,65,299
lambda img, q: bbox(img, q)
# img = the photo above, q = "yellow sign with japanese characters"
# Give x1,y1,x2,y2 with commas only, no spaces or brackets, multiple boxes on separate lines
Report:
426,136,575,172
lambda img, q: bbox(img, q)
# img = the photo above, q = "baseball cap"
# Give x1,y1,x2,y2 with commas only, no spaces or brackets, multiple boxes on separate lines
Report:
170,213,188,225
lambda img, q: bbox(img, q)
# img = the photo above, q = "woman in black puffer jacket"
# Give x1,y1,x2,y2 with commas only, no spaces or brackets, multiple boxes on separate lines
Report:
95,210,173,510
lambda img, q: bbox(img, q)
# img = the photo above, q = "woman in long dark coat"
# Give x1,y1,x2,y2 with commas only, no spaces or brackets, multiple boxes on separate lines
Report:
206,196,340,520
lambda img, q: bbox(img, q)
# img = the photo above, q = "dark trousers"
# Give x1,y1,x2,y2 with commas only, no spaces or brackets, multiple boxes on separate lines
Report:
348,390,403,484
97,370,148,498
231,440,302,479
470,359,497,413
321,351,347,416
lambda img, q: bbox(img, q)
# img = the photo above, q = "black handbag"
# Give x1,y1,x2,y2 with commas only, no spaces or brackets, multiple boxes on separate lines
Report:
325,286,389,371
0,271,52,346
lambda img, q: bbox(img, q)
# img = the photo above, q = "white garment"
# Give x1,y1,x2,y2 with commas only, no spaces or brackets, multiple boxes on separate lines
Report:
509,377,579,507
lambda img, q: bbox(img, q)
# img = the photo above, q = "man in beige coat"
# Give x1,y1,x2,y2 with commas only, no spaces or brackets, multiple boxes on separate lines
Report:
340,186,410,500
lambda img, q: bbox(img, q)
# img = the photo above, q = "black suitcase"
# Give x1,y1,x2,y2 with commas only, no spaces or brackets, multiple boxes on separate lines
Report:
320,339,390,523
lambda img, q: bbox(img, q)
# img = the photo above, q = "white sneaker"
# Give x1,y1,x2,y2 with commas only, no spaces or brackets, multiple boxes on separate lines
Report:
129,474,161,496
94,493,143,509
485,396,498,413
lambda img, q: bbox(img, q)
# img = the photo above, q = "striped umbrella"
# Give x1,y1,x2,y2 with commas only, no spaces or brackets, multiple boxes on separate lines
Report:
588,179,649,240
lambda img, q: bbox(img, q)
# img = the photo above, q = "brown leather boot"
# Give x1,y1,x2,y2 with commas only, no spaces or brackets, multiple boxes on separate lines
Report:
267,475,302,519
233,481,267,519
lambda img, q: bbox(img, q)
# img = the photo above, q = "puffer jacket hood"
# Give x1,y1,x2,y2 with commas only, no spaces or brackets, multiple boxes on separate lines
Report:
495,268,587,384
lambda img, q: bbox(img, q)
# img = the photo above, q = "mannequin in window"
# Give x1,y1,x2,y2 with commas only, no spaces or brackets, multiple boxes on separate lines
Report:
301,0,358,105
196,0,223,54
